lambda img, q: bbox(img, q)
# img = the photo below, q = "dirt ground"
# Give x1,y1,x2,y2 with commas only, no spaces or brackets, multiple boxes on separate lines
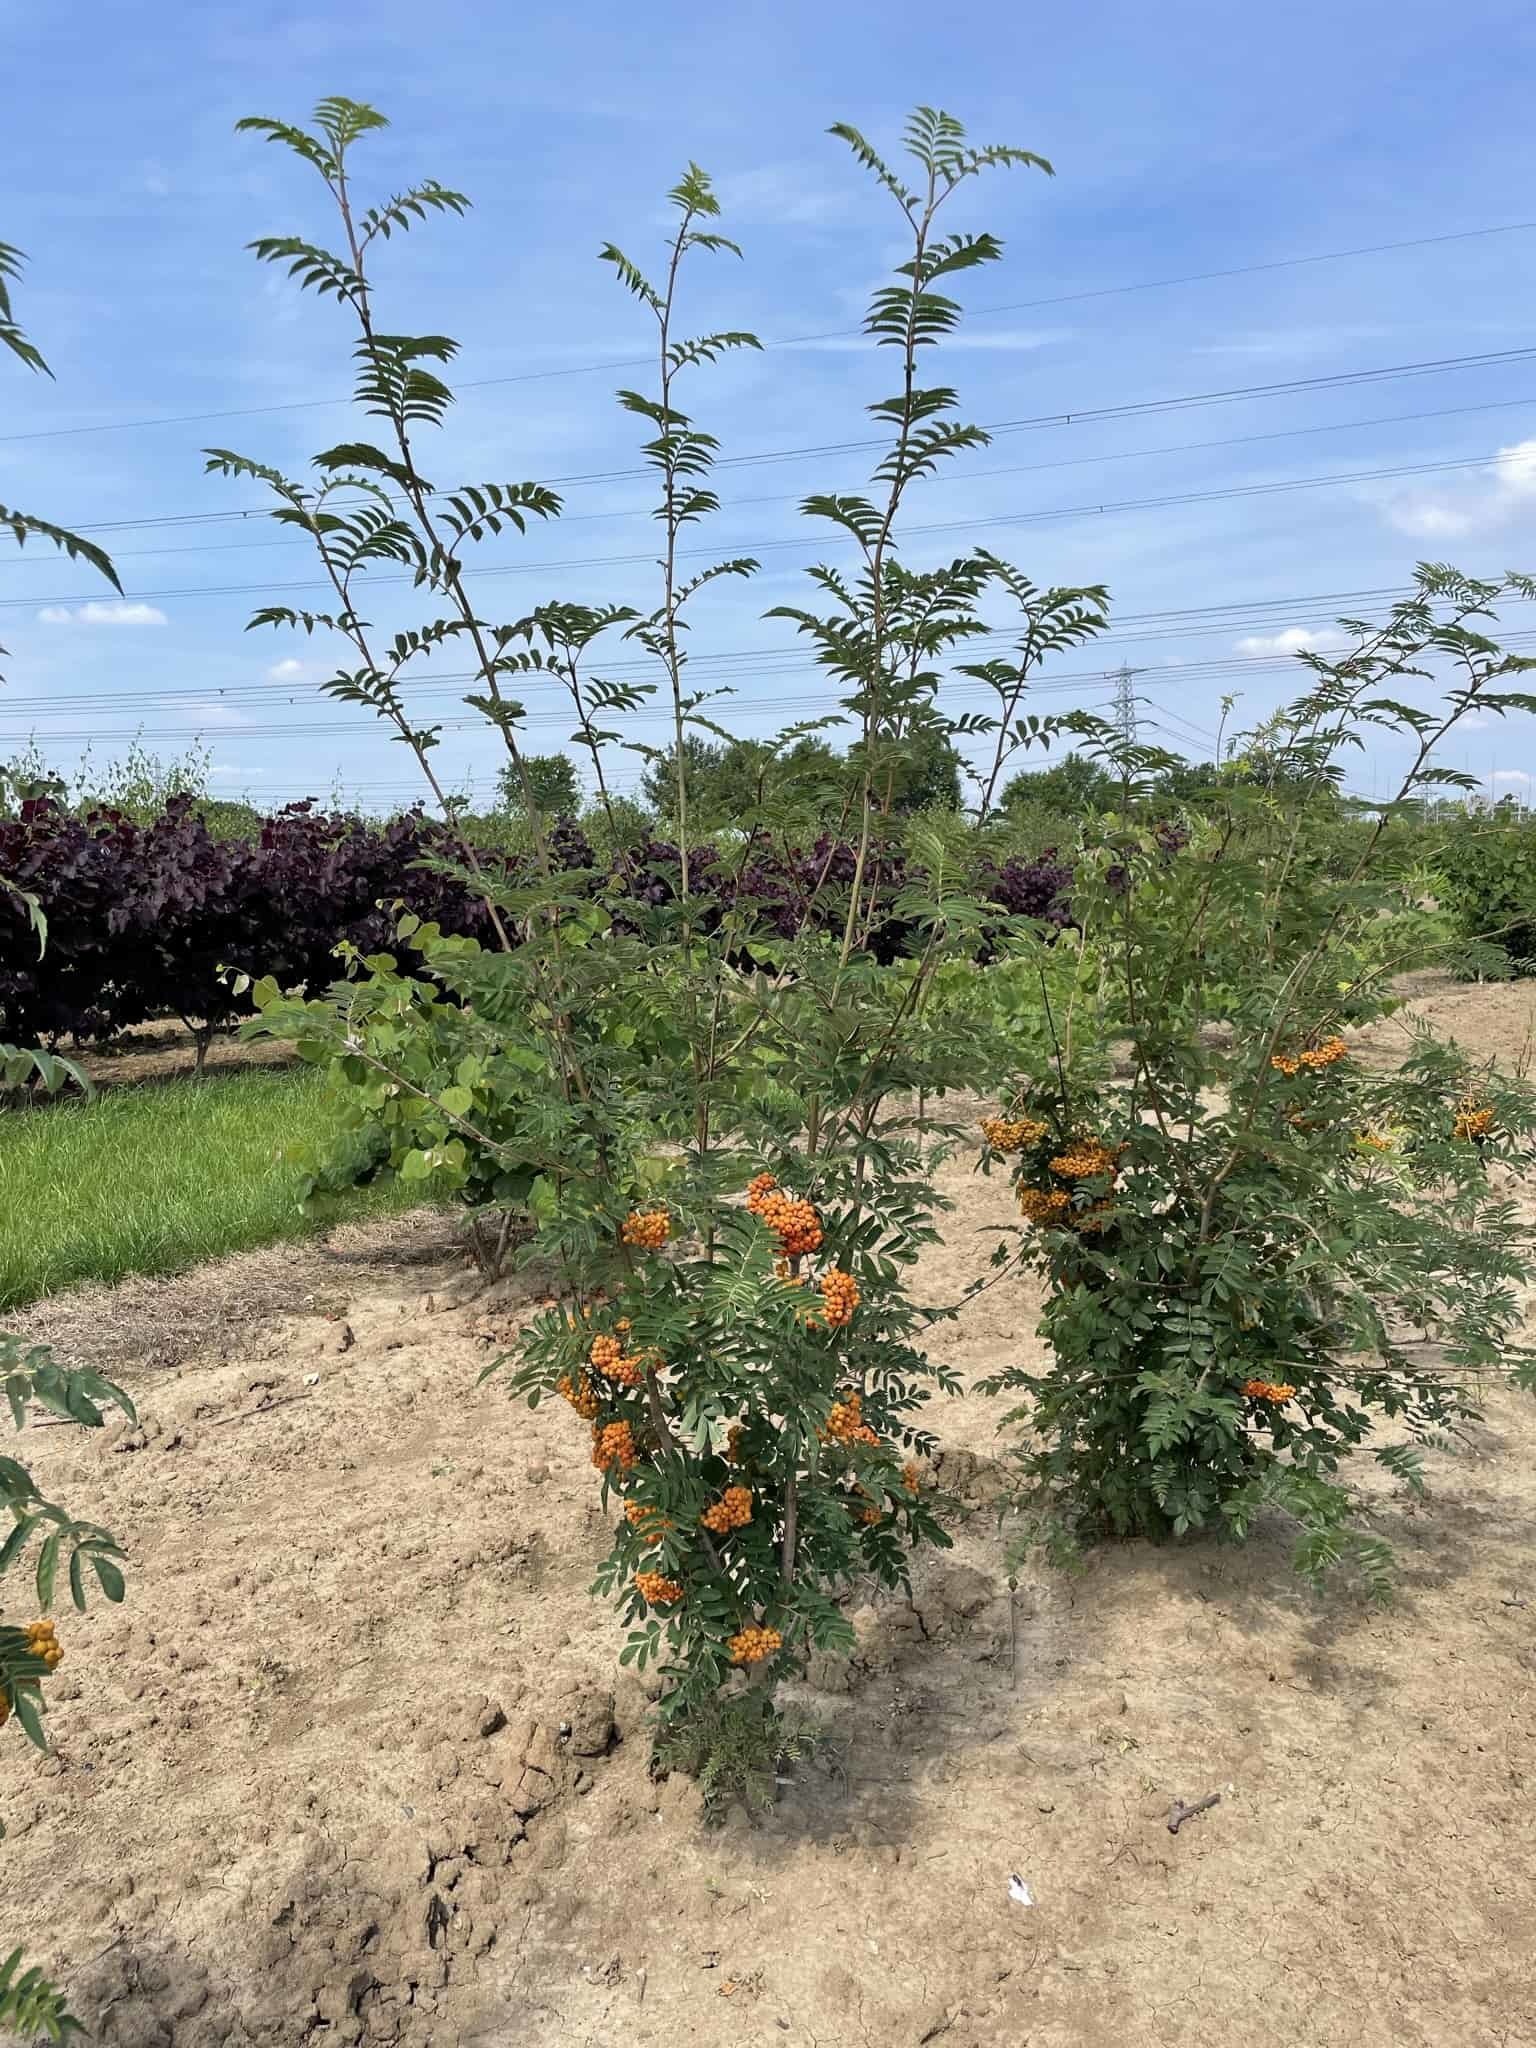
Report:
61,1018,294,1091
5,978,1535,2048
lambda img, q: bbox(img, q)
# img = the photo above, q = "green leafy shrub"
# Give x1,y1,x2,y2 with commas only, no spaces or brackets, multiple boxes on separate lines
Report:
980,569,1536,1587
1434,816,1536,971
217,97,1058,1761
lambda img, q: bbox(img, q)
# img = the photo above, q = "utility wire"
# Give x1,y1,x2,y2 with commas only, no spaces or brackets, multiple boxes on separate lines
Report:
16,629,1536,723
3,217,1532,447
55,393,1536,566
30,345,1536,540
7,584,1530,718
7,439,1535,615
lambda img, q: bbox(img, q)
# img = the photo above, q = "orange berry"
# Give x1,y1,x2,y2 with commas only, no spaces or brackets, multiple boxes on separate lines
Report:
749,1182,824,1257
980,1113,1049,1153
727,1624,782,1667
591,1420,639,1473
1241,1378,1297,1404
1454,1097,1494,1141
699,1485,754,1535
1018,1187,1072,1226
1048,1139,1119,1181
1273,1036,1347,1077
634,1570,683,1606
818,1269,860,1328
1070,1200,1115,1236
902,1460,921,1493
557,1373,601,1420
624,1501,672,1548
621,1208,672,1250
822,1391,880,1449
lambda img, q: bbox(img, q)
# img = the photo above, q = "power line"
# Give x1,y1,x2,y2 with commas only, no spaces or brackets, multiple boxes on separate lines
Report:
1111,664,1141,743
51,392,1536,566
7,582,1528,718
8,440,1535,616
0,638,1420,719
5,217,1533,450
34,345,1536,542
0,672,1130,745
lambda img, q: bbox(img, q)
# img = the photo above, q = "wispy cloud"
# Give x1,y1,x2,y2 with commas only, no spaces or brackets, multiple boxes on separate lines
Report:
1195,325,1392,361
1492,767,1532,786
710,162,860,228
1379,436,1536,539
266,657,308,682
1234,625,1342,658
37,600,168,627
162,699,251,729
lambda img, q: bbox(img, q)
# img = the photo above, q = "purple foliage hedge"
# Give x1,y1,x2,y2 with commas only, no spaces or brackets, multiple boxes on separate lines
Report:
0,798,1075,1047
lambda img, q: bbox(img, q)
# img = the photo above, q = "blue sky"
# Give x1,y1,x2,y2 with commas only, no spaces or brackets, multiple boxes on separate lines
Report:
4,0,1536,812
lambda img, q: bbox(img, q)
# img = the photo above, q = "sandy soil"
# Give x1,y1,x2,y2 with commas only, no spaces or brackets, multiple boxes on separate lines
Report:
3,981,1534,2048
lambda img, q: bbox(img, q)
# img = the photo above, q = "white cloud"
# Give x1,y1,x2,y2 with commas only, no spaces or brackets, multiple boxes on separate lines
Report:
1498,437,1536,495
266,657,307,682
170,701,251,729
210,764,254,780
36,600,168,627
1234,625,1342,658
1492,768,1531,786
1196,325,1391,361
1381,435,1536,540
710,163,856,227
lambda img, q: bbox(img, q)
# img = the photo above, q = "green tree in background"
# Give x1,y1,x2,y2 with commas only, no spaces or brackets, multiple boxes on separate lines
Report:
846,725,963,813
1000,749,1117,816
495,751,581,817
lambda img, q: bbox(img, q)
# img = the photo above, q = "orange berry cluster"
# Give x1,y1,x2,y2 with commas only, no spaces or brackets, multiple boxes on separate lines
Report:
902,1460,921,1493
700,1485,753,1534
558,1372,601,1420
1271,1036,1348,1077
727,1624,782,1666
824,1391,880,1448
1071,1202,1115,1236
624,1501,671,1547
1242,1378,1297,1403
818,1269,860,1328
1357,1128,1393,1152
746,1174,824,1258
1048,1139,1120,1181
23,1619,60,1672
621,1207,672,1250
634,1570,683,1606
1454,1097,1494,1142
592,1420,638,1473
725,1421,746,1463
589,1332,645,1388
1018,1187,1072,1226
980,1113,1049,1153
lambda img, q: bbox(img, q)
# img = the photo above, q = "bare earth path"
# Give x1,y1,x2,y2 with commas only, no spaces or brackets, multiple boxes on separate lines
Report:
4,980,1534,2047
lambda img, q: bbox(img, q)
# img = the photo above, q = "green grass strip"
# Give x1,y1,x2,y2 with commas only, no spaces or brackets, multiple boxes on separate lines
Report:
0,1066,421,1310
